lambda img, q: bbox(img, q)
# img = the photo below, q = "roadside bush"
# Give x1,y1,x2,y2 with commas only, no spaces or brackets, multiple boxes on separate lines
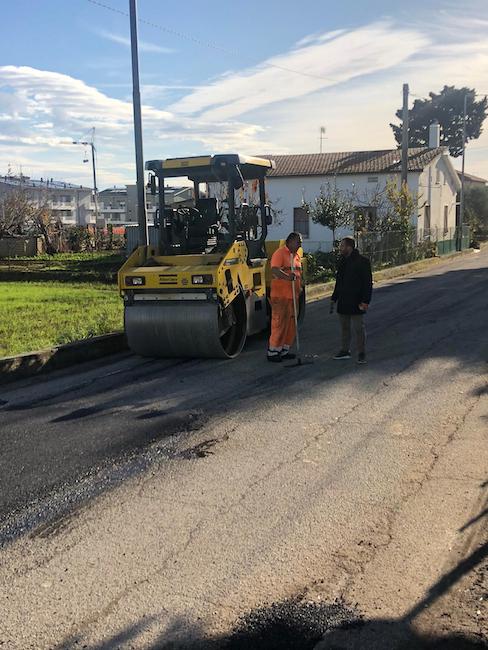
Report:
305,250,339,283
465,186,488,243
415,240,437,259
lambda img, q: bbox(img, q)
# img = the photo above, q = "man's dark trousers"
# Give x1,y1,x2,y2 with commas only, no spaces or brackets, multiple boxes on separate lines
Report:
339,313,366,354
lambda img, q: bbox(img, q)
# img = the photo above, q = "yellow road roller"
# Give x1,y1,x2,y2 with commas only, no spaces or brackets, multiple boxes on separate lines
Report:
118,154,305,359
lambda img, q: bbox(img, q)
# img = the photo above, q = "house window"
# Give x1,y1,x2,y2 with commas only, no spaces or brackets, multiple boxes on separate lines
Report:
444,205,449,234
436,169,441,185
293,207,309,238
424,205,431,236
367,176,378,183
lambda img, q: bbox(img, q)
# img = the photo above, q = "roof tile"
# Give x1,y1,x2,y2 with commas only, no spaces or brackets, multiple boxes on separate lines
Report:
266,148,445,177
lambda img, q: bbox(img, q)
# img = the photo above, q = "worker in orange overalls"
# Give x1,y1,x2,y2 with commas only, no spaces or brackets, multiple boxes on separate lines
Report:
267,232,303,362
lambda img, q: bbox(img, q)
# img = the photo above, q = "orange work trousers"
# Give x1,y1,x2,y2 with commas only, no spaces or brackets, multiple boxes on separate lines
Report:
269,298,296,351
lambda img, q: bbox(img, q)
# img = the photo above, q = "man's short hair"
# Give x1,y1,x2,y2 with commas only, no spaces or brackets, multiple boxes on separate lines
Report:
286,232,302,245
341,236,356,249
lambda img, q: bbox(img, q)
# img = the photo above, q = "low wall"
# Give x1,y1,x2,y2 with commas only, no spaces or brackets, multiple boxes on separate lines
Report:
0,237,44,257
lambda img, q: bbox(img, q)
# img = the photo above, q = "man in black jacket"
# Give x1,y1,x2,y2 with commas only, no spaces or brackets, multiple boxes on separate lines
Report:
331,237,372,364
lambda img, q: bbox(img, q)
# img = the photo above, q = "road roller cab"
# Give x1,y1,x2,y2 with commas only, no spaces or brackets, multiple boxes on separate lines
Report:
118,154,305,359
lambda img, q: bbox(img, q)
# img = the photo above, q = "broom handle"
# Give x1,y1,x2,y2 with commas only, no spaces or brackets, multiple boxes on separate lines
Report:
290,253,300,354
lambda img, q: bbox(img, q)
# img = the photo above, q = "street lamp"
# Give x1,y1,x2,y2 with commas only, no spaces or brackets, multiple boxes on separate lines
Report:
72,127,103,227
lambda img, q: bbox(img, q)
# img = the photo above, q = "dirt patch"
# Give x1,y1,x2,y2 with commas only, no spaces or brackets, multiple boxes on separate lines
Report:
177,433,229,460
411,536,488,647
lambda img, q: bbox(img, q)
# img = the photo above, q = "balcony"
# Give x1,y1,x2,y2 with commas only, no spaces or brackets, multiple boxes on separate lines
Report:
51,202,74,209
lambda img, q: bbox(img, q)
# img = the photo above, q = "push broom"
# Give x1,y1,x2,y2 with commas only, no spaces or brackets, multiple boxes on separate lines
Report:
285,253,313,368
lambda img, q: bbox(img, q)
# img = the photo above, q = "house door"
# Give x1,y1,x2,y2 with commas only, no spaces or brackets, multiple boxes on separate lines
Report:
424,205,431,237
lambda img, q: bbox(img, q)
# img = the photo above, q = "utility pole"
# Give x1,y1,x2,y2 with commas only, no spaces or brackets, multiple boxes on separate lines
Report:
459,93,468,227
73,127,102,227
401,83,409,189
319,126,326,154
129,0,148,247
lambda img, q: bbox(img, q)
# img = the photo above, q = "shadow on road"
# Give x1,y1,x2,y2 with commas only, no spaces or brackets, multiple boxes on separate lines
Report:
4,264,488,413
1,263,487,545
56,501,488,649
56,595,486,650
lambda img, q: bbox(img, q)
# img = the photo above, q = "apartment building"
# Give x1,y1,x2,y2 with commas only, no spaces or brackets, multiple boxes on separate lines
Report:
0,174,97,226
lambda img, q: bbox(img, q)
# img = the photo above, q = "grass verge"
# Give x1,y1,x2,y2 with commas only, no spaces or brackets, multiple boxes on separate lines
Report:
0,282,123,357
0,252,125,283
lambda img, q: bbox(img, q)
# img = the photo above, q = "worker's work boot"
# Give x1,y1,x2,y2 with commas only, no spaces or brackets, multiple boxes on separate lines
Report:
333,350,351,360
357,353,367,364
267,351,283,363
281,352,296,360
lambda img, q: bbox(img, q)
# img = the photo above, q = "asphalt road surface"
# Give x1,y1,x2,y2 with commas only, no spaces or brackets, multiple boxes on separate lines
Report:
0,249,487,649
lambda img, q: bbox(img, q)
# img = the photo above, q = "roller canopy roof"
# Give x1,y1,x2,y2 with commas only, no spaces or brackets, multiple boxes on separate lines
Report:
145,154,275,182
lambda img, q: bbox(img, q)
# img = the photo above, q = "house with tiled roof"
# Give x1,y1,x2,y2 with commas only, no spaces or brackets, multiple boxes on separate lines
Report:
256,146,461,251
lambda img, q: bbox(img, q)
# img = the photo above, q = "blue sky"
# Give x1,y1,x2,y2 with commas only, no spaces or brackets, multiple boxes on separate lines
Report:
1,0,487,187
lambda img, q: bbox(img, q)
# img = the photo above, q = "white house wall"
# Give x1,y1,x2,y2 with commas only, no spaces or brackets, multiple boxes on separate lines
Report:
264,173,420,252
417,155,458,237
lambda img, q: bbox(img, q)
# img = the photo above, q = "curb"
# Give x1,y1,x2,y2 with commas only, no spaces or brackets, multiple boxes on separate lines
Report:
0,247,478,386
0,333,127,386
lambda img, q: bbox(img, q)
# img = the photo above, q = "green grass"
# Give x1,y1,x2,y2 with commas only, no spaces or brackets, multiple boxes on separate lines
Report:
0,281,123,358
0,252,125,283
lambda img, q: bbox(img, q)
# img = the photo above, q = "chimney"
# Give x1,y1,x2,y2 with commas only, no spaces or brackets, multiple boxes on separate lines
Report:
429,122,440,148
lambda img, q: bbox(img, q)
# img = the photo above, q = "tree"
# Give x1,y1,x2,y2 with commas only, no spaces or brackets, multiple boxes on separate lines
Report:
67,225,92,252
26,189,64,254
465,185,488,242
0,189,34,238
382,180,417,232
31,205,63,254
303,184,353,244
390,86,488,157
354,180,421,266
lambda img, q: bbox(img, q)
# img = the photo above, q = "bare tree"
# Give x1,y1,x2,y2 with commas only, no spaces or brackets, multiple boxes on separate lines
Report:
30,202,63,254
0,189,34,238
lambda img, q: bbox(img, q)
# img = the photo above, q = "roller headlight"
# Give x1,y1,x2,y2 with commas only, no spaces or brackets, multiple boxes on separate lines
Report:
125,276,145,286
192,274,213,285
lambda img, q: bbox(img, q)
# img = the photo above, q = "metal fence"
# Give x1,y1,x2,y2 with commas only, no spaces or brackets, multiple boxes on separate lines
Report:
303,226,471,268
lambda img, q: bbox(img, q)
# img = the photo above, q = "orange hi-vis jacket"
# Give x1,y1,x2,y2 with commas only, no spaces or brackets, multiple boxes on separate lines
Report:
270,246,302,300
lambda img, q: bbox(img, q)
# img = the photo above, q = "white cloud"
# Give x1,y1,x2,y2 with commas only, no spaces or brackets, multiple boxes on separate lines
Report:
0,65,265,141
170,21,430,121
294,29,346,48
0,65,270,186
245,26,488,177
96,29,175,54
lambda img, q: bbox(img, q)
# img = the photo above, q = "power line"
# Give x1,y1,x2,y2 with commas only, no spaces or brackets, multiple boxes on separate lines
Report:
87,0,236,54
86,0,339,84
